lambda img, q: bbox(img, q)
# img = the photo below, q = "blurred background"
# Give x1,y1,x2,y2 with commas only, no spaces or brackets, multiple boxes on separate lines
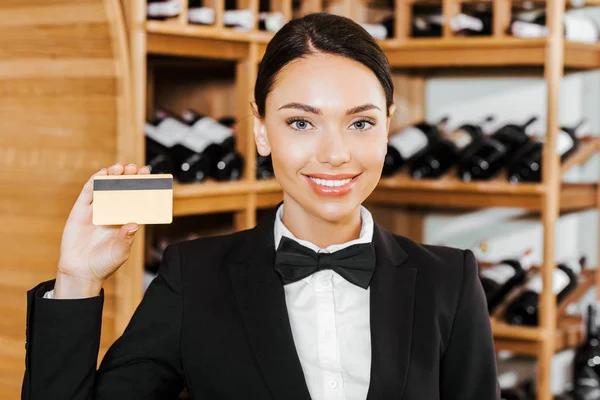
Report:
3,0,600,399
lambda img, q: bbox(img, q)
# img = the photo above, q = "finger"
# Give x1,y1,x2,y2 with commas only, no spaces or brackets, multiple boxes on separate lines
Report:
77,168,109,207
123,163,138,175
107,163,124,175
111,222,140,264
138,165,151,174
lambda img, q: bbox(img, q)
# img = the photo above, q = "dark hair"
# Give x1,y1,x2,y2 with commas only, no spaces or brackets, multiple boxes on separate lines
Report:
254,12,394,119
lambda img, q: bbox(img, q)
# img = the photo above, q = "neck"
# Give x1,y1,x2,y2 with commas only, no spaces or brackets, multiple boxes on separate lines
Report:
280,194,362,249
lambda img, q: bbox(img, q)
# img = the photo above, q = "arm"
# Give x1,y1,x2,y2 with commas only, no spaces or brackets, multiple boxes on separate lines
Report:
440,249,500,400
22,244,184,400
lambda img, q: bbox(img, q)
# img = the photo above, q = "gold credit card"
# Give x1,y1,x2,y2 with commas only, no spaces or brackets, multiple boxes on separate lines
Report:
92,174,173,225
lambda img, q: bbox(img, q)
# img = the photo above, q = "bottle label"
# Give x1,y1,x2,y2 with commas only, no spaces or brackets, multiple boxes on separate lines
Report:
188,7,215,24
480,263,516,285
564,14,600,44
526,269,570,294
389,127,429,159
147,0,181,18
145,119,188,147
511,21,549,38
191,117,233,145
557,130,575,156
179,131,212,153
447,128,473,150
361,23,388,40
451,14,484,33
223,9,254,30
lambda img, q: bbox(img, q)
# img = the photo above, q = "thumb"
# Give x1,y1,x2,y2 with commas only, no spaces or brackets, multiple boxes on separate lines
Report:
110,223,139,266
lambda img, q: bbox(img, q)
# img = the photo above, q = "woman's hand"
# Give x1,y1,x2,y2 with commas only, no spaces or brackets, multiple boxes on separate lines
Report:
54,163,150,299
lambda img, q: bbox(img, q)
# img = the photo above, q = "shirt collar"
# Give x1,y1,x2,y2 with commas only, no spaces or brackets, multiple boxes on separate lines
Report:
273,203,374,254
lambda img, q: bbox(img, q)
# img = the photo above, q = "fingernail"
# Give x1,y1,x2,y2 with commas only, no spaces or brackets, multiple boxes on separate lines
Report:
127,227,138,235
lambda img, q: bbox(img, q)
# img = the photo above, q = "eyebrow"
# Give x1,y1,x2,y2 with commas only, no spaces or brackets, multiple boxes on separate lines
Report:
277,102,381,116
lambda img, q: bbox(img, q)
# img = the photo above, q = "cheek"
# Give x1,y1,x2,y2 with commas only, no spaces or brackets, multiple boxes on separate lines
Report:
268,130,314,174
351,134,388,167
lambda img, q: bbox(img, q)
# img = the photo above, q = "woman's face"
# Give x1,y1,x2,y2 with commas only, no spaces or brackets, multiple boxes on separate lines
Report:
254,53,395,223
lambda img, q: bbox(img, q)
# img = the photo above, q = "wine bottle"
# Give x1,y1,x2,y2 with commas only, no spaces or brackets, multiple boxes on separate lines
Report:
187,2,255,30
382,116,449,177
149,109,213,183
257,153,274,180
480,249,535,314
144,110,192,177
507,119,583,183
258,12,285,33
572,303,600,400
450,10,493,36
147,0,181,20
411,11,444,38
510,10,600,44
458,116,537,181
181,110,244,181
504,257,585,326
410,115,493,179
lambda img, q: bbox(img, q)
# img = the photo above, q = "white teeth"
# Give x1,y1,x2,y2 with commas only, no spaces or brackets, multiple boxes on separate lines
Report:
309,177,352,187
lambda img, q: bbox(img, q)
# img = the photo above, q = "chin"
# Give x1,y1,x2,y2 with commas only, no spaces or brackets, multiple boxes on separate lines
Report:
310,197,361,223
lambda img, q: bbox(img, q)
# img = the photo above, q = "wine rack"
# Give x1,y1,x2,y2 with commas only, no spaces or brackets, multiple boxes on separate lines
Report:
118,0,600,399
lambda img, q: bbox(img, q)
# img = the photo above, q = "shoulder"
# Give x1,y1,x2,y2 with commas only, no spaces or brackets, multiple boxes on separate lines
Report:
388,232,478,302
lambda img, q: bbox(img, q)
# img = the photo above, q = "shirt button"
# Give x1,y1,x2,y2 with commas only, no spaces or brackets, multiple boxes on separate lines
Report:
328,380,338,389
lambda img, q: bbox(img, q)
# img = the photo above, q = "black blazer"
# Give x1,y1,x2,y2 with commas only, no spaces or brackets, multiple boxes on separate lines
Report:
22,205,500,400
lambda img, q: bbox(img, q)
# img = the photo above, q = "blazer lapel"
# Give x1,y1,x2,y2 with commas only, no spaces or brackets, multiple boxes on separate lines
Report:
227,205,312,400
367,222,417,400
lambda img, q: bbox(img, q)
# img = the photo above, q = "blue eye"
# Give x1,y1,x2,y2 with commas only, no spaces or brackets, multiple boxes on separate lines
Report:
351,119,375,131
287,118,314,131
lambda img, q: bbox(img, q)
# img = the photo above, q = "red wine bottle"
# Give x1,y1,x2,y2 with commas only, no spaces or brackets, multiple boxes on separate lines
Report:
450,10,493,36
510,10,600,44
504,257,585,326
458,116,537,181
147,0,181,20
410,116,493,179
181,110,244,181
571,303,600,400
500,388,527,400
382,116,449,177
480,249,534,314
507,119,583,183
258,12,285,33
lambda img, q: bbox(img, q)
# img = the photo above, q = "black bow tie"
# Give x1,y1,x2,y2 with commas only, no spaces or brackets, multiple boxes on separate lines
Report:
273,236,377,289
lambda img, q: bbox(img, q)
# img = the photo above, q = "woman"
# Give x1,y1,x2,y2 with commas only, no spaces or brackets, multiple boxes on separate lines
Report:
22,12,499,400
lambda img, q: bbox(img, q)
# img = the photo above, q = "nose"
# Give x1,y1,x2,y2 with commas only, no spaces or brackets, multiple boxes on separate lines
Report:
315,128,351,167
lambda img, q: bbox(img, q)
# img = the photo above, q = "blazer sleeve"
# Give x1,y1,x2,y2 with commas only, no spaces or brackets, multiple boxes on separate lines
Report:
439,249,501,400
22,244,185,400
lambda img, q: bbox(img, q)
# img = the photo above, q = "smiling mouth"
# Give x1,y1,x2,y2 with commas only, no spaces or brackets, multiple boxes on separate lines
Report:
303,173,361,188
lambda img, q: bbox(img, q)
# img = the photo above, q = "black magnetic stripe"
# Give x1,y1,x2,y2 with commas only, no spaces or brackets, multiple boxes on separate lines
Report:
93,177,172,191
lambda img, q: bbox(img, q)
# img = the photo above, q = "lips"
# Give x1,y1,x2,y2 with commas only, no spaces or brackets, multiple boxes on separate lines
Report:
303,172,361,197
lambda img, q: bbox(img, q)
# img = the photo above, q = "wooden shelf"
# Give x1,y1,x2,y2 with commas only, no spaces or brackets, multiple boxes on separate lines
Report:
371,175,597,211
380,38,600,69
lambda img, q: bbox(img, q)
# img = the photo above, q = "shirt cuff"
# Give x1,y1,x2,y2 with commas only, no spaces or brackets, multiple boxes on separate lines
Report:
43,289,54,299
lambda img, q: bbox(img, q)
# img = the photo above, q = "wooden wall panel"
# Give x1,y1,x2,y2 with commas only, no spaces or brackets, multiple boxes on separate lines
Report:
0,0,130,396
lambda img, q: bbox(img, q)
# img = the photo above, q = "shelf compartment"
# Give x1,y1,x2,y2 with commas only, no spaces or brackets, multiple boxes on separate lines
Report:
381,37,600,69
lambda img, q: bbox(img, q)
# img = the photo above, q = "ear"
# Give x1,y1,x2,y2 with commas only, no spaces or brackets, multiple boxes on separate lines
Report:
386,104,396,141
251,102,271,156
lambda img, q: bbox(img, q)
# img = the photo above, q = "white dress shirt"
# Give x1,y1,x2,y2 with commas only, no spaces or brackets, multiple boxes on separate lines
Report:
274,203,373,400
43,204,374,400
